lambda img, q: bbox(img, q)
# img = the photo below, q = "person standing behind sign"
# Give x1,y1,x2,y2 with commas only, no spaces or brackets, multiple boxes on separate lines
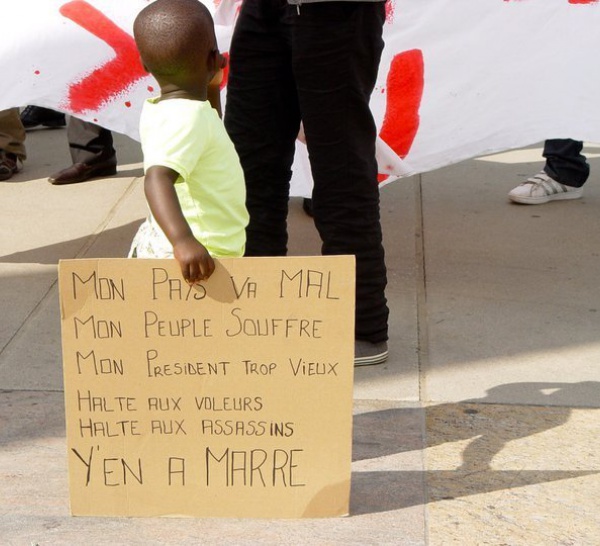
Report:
128,0,249,285
224,0,390,366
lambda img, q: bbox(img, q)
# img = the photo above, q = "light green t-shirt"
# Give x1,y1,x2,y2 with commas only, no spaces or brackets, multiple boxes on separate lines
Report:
138,97,248,257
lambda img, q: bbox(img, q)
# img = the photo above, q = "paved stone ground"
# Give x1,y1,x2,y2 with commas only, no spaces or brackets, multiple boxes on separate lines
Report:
1,128,599,544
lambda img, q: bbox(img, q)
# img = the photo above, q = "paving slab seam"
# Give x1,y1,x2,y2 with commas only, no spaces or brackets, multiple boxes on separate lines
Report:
71,175,142,260
412,174,430,403
0,388,63,394
0,279,57,362
413,173,435,546
0,176,141,366
424,399,597,410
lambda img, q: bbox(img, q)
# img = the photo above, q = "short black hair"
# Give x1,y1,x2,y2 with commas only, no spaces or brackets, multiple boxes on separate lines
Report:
134,0,216,80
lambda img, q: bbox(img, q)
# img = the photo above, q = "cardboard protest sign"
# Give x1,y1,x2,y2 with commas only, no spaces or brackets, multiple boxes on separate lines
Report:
58,256,355,518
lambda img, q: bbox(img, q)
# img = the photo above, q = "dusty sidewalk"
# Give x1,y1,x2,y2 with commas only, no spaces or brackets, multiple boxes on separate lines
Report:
1,127,599,544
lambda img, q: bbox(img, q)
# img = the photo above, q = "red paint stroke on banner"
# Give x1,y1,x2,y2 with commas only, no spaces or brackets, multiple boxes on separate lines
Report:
504,0,598,3
60,1,147,113
379,49,424,162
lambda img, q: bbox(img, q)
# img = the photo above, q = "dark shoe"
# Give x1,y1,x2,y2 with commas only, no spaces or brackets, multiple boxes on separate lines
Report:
302,198,313,217
0,150,23,181
355,340,388,367
48,159,117,185
20,106,66,129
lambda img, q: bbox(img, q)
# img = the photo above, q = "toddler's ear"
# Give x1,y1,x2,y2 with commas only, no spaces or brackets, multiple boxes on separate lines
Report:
217,52,227,71
207,49,227,87
207,48,218,73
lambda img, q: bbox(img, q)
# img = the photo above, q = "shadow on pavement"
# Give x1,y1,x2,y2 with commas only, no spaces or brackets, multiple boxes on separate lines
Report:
350,383,600,515
350,469,597,515
0,221,142,264
2,384,598,517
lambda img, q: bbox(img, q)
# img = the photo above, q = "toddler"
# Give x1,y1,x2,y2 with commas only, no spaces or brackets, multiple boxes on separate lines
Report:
129,0,249,284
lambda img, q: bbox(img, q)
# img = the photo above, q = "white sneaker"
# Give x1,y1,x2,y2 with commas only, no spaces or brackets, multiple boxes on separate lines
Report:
354,340,388,367
508,171,583,204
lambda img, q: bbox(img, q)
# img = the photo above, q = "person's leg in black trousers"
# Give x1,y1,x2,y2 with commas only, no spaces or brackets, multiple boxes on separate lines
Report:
291,1,388,348
508,138,589,204
225,0,389,363
225,0,301,257
543,138,589,187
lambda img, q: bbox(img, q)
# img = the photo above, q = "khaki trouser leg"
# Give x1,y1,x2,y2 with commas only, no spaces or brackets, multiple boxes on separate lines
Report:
0,108,26,160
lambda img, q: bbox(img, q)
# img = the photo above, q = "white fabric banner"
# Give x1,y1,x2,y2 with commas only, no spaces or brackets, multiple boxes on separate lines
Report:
1,0,599,192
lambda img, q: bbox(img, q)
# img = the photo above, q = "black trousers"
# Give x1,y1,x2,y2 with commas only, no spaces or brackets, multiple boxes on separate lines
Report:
225,0,389,343
543,139,589,188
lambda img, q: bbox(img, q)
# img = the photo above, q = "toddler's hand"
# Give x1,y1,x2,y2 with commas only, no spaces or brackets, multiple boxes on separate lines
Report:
173,236,215,285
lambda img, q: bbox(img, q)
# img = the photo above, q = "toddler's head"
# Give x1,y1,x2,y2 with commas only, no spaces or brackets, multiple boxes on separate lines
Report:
134,0,218,91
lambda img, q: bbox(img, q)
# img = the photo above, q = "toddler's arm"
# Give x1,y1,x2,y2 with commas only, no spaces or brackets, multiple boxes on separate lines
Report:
144,165,215,284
